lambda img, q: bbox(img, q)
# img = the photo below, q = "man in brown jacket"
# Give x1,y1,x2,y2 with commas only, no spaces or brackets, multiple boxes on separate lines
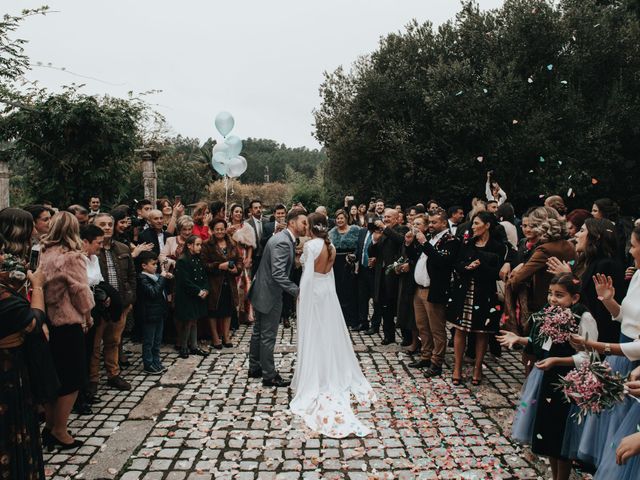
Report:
90,213,137,393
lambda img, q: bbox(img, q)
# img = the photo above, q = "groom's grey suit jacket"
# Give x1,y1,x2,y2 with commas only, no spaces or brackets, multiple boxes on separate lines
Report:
248,230,300,314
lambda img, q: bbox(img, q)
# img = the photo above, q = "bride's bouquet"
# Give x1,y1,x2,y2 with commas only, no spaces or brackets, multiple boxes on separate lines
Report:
532,305,578,347
385,256,407,276
556,353,627,423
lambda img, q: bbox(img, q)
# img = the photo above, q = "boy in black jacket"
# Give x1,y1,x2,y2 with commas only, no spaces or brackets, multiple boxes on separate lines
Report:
136,251,172,374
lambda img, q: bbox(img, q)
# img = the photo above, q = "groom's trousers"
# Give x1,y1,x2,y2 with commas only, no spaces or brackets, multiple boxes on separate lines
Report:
249,302,281,380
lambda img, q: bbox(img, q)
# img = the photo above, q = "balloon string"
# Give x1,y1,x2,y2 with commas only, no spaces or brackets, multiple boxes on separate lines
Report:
224,175,229,219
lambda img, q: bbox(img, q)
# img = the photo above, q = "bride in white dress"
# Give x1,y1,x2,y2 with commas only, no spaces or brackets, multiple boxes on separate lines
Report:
290,212,376,438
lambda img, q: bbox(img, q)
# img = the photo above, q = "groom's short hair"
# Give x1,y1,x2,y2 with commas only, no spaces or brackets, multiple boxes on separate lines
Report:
286,207,307,224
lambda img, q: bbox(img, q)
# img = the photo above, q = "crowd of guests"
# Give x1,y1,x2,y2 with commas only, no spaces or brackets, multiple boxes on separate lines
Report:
1,180,640,478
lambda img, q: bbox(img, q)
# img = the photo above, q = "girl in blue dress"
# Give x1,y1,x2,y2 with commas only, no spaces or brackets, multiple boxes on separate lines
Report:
562,225,640,468
497,273,598,480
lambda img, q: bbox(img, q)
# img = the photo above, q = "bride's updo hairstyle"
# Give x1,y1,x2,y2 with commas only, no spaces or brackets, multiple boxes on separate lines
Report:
307,212,331,246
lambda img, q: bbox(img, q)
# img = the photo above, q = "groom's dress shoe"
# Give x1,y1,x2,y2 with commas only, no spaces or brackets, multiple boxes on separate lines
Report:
354,323,369,332
364,328,378,335
248,369,262,378
262,375,291,388
381,338,395,345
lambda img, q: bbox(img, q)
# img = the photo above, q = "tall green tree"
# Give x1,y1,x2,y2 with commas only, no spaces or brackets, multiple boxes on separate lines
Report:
315,0,640,214
1,87,146,207
241,138,327,184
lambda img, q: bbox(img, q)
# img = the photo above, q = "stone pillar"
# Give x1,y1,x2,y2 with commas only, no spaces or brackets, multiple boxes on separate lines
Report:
138,149,160,204
0,157,9,209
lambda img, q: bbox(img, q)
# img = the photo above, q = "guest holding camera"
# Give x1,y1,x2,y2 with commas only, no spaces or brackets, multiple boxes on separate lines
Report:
328,209,361,327
485,171,507,206
368,208,409,344
0,220,51,477
261,204,288,249
192,202,212,242
405,209,460,377
202,219,243,349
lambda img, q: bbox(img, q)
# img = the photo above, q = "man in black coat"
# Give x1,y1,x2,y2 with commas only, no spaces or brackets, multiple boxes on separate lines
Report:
138,209,170,272
367,208,409,344
260,204,287,250
405,209,460,377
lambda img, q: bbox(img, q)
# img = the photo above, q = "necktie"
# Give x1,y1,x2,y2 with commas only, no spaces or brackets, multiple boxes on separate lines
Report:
362,231,372,267
255,218,262,239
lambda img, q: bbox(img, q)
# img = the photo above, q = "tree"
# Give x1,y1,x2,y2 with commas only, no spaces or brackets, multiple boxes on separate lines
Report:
155,136,214,204
314,0,640,214
0,87,146,207
0,6,50,110
241,138,327,184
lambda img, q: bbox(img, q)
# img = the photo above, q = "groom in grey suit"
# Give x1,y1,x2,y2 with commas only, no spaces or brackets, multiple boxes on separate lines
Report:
248,207,308,387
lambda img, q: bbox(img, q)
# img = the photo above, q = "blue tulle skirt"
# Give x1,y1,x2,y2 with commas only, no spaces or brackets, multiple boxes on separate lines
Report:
511,366,544,444
561,334,640,466
594,401,640,480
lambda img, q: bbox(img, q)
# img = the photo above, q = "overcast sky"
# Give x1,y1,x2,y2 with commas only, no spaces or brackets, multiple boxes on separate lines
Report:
7,0,504,149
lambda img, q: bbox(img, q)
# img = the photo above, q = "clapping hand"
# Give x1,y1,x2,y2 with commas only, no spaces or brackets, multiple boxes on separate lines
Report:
547,256,572,274
415,231,427,245
198,289,208,299
625,266,637,281
593,273,615,301
132,242,153,258
404,230,414,245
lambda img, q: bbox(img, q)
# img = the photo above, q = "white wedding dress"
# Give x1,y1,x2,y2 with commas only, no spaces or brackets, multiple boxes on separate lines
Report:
290,238,376,438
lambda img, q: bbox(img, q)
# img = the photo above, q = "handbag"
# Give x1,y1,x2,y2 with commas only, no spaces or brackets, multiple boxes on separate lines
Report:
92,281,123,322
24,321,61,404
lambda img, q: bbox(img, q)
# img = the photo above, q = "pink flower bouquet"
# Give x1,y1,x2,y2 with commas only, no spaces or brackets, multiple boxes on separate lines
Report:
556,355,627,423
533,306,578,346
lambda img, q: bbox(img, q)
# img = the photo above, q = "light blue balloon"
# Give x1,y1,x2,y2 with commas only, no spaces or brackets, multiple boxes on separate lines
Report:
227,155,247,178
212,159,227,176
212,151,229,176
213,151,229,164
212,141,229,156
215,111,235,137
224,135,243,157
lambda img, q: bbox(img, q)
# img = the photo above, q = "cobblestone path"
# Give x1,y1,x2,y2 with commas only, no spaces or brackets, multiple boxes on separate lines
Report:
43,324,591,479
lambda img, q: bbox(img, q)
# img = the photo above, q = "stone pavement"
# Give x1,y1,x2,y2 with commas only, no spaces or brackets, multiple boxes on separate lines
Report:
43,324,593,480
